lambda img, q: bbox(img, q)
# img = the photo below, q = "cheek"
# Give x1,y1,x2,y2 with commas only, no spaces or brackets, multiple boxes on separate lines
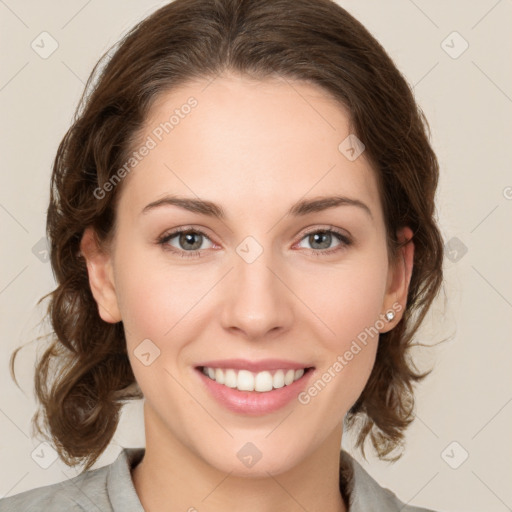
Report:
116,259,203,401
300,255,389,350
295,253,388,408
116,275,172,342
112,240,210,342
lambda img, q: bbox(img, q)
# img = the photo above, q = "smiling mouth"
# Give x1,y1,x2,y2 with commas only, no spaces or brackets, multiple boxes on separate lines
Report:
197,366,314,393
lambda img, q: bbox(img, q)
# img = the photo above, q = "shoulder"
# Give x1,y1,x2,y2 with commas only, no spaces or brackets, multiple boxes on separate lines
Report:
0,465,110,512
340,450,439,512
0,448,144,512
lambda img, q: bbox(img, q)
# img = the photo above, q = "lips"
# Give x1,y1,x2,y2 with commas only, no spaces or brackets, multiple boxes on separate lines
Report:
194,358,316,415
195,358,312,373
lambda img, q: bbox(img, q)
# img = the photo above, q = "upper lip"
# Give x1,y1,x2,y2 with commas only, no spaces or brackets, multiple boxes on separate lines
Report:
196,358,314,373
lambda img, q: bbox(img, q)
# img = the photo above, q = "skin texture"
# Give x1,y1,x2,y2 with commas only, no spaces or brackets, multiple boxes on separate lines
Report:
81,73,414,512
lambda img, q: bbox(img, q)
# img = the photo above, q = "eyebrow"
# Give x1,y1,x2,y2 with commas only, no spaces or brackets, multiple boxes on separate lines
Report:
141,194,373,219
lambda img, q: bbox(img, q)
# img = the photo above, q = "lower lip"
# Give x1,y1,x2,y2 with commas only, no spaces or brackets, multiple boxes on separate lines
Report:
195,367,315,416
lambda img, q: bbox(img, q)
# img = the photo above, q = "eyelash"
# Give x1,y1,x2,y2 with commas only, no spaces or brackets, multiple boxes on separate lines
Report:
156,226,352,259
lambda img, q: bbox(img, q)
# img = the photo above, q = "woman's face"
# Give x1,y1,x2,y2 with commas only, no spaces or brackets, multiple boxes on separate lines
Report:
84,73,411,476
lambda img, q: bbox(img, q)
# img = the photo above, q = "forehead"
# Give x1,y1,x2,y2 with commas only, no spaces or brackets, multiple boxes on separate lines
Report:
117,73,382,222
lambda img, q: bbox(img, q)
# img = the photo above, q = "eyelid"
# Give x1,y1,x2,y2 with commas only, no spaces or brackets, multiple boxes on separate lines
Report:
157,225,217,248
292,225,352,253
296,224,351,241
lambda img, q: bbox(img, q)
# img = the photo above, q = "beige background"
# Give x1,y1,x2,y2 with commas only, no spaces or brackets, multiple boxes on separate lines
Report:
1,1,511,510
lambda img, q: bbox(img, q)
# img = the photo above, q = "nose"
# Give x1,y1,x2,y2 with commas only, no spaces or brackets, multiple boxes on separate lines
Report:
220,248,295,341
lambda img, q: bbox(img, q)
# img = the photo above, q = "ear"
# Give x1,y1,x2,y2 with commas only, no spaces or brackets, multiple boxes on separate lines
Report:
379,226,414,333
79,227,121,323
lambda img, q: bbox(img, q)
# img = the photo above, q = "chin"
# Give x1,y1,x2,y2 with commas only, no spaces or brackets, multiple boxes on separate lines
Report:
195,436,310,478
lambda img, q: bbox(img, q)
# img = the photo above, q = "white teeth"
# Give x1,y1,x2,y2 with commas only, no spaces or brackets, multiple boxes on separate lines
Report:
215,368,225,385
201,366,308,392
255,371,273,392
273,369,285,389
237,370,254,391
284,369,295,386
224,369,237,388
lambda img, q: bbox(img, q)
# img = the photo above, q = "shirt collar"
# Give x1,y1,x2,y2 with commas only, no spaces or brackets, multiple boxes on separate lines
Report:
340,449,410,511
107,448,145,512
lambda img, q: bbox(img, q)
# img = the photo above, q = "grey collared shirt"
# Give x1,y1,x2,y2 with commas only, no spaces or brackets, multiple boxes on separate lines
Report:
0,448,438,511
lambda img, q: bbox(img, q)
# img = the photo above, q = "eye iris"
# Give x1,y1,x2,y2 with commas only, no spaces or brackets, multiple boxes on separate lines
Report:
310,231,332,250
180,232,202,250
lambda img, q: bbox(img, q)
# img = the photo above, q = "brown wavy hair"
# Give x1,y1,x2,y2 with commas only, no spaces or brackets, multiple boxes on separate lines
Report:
11,0,444,470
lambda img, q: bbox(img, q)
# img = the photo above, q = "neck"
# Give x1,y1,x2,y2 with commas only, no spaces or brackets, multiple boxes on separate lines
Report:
131,403,347,512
